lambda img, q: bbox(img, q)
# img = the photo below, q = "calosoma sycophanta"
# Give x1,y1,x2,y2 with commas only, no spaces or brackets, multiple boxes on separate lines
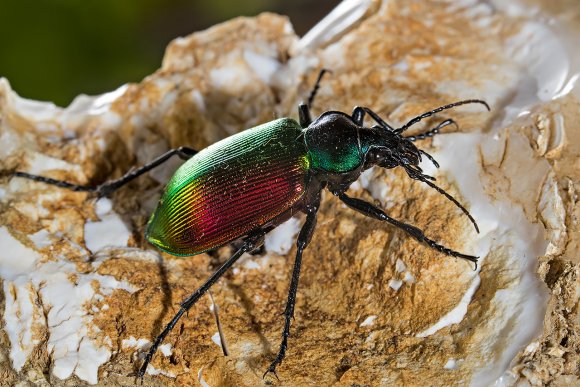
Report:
14,70,490,379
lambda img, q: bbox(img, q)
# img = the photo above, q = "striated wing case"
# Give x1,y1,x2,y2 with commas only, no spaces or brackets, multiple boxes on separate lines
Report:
146,118,310,256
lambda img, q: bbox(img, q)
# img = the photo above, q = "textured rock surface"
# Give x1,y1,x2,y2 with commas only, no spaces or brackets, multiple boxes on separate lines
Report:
0,1,578,386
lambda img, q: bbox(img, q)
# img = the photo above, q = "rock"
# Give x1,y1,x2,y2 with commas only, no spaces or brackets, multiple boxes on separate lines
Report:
0,1,578,385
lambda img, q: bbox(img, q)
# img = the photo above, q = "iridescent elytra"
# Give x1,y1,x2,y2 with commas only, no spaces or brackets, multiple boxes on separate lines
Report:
13,70,490,379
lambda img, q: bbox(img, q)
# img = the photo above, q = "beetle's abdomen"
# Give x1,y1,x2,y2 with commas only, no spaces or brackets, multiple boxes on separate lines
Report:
146,118,309,256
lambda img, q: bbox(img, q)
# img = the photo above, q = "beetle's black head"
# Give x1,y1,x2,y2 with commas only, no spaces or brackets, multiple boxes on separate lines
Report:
364,127,424,169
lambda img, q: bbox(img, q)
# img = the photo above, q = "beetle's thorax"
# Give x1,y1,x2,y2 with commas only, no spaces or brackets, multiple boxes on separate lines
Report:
303,112,364,190
304,112,364,174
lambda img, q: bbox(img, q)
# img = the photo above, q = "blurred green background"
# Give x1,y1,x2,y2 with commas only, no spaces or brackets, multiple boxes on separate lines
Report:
0,0,339,107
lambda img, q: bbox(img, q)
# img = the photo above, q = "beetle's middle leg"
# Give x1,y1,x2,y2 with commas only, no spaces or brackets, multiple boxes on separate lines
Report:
336,192,478,267
306,68,331,109
298,69,332,128
263,199,320,379
13,146,198,197
298,104,312,128
138,229,265,378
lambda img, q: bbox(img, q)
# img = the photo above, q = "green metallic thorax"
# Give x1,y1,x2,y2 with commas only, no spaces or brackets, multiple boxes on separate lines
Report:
307,138,365,173
304,113,371,174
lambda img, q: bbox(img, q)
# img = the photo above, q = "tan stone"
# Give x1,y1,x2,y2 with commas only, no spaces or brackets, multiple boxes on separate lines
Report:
0,1,578,386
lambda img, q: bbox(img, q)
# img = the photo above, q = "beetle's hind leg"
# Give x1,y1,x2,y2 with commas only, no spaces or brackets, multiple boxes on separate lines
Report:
13,146,198,197
230,239,265,255
263,199,320,379
137,230,265,379
336,192,478,268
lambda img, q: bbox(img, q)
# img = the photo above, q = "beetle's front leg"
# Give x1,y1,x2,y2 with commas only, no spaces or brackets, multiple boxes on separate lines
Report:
337,192,478,267
360,107,397,132
263,200,320,379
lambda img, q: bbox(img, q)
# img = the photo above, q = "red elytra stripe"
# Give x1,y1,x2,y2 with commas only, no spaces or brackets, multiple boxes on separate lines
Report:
162,161,306,254
191,165,303,251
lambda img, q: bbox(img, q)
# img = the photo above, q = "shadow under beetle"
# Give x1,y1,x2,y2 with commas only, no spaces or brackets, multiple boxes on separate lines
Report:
14,70,490,379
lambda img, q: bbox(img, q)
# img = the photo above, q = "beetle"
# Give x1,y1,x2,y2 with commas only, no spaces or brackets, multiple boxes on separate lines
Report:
13,70,489,379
